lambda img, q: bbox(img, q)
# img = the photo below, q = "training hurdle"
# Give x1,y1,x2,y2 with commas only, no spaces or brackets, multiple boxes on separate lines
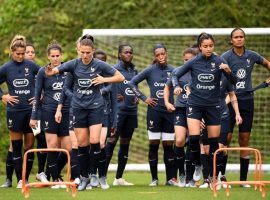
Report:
22,148,77,198
212,147,264,197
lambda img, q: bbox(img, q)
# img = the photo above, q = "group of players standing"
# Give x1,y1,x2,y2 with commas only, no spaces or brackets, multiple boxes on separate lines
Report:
0,28,269,191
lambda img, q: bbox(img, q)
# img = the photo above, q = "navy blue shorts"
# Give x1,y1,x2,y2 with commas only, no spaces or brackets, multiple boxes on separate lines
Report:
116,114,137,139
73,107,104,128
41,110,69,137
186,105,221,126
219,117,230,145
174,107,187,128
229,98,254,133
147,108,174,133
7,110,32,134
117,113,138,129
102,114,111,128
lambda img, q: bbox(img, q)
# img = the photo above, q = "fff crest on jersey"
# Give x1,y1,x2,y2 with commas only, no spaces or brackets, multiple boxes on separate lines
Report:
25,67,29,76
90,67,95,73
247,59,251,67
167,72,171,77
211,62,216,68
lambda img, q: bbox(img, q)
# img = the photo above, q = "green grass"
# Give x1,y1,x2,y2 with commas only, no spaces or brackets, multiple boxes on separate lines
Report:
1,172,270,200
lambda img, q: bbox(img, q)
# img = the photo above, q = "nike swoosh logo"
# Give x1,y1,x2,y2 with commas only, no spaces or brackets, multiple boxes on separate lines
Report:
13,157,21,160
48,164,57,168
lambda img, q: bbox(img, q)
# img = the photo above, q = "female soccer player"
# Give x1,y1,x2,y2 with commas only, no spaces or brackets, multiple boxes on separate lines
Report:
0,35,40,188
164,47,198,187
129,44,175,186
30,41,72,188
26,43,49,183
1,42,49,188
86,49,118,190
44,36,124,191
171,33,236,186
105,44,138,186
221,28,270,187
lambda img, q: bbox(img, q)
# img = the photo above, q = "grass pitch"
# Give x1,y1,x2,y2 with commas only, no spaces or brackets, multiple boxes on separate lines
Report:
0,172,269,200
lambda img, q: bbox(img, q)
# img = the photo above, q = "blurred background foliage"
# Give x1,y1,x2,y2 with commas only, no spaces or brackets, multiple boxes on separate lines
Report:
0,0,270,172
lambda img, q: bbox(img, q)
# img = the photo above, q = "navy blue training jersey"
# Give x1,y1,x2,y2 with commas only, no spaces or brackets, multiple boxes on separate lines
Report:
221,49,264,100
59,72,73,115
220,75,234,119
57,58,116,109
129,63,174,112
0,60,40,111
166,71,191,108
31,66,70,120
172,53,236,107
114,61,138,115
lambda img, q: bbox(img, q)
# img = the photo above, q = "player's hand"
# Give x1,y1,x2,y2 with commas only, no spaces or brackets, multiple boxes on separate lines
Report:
110,127,116,136
92,74,105,85
45,65,56,76
2,94,19,106
173,86,182,96
133,97,139,105
219,63,231,74
165,102,175,112
117,94,124,102
144,97,158,107
55,110,62,123
200,119,206,129
235,114,243,125
29,119,37,129
28,97,35,105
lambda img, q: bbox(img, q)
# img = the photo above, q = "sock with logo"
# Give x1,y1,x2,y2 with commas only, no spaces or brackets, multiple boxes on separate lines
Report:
90,143,101,177
240,157,250,181
24,150,35,180
200,153,210,179
149,144,159,181
221,154,228,175
70,148,80,180
6,151,14,181
57,152,67,176
116,143,130,179
163,145,175,181
209,137,222,177
185,145,195,182
78,145,90,178
175,146,185,176
105,141,117,176
189,135,200,166
47,152,59,181
98,147,106,178
36,132,47,173
12,140,23,182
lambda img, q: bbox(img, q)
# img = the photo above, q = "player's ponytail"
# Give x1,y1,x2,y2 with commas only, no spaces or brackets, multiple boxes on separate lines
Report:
47,40,62,55
10,35,26,54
